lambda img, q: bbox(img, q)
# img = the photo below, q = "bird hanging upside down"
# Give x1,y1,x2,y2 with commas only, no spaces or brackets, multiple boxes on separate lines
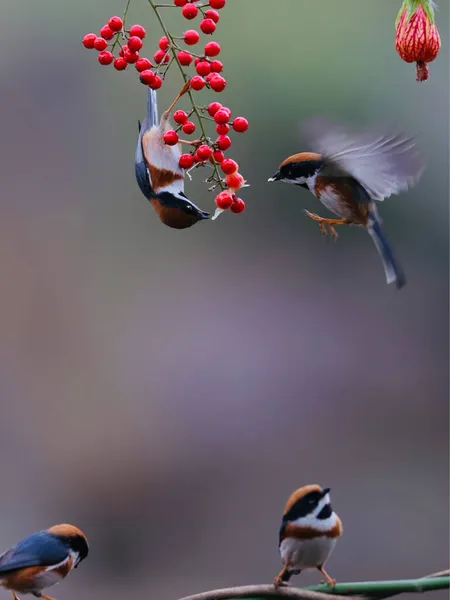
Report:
268,119,425,289
135,81,209,229
0,524,88,600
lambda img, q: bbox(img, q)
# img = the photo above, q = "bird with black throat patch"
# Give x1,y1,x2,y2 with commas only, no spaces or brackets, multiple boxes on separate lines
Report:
274,485,342,588
135,81,209,229
268,119,424,289
0,524,88,600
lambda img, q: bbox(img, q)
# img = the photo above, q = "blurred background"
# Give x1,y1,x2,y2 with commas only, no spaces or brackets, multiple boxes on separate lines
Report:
0,1,448,600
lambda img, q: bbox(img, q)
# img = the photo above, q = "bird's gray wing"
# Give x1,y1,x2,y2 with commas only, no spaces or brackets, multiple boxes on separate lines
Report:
302,118,425,201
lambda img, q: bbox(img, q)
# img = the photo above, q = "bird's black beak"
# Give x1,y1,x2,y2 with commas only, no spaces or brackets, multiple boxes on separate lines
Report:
268,171,281,182
321,487,330,497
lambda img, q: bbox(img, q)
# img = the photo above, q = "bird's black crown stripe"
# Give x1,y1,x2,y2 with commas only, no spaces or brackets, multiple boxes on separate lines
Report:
317,503,332,520
283,490,324,521
280,159,324,181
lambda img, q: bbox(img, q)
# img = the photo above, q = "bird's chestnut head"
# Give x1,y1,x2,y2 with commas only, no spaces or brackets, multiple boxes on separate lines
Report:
283,484,333,524
268,152,323,187
47,524,89,567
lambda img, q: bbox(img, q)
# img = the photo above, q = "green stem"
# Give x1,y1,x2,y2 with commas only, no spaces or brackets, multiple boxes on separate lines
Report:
112,0,132,51
305,576,449,597
146,0,225,190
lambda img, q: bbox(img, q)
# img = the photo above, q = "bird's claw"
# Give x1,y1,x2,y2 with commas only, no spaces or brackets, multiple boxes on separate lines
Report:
273,576,288,588
304,210,340,240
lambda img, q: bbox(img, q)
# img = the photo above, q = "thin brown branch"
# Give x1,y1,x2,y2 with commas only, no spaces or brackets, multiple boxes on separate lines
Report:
420,570,450,579
177,584,356,600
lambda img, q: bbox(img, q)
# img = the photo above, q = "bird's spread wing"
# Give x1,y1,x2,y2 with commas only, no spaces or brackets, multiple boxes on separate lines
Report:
302,119,425,201
0,532,68,574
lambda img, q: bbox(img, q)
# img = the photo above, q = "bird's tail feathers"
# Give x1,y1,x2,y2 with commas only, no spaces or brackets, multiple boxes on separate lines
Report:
147,88,159,128
367,207,405,289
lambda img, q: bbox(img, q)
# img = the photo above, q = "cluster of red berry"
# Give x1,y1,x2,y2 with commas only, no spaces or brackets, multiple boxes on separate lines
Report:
83,18,154,76
166,100,248,216
83,0,248,219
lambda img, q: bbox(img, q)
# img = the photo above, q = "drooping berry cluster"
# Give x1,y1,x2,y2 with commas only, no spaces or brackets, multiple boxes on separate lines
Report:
82,0,248,220
165,99,248,218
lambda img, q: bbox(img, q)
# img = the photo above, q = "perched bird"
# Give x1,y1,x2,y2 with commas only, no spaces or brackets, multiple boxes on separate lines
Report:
274,485,342,588
135,81,209,229
0,524,88,600
268,119,425,288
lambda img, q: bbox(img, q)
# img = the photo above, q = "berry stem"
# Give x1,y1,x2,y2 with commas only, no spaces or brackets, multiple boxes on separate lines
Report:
111,0,132,52
146,0,225,191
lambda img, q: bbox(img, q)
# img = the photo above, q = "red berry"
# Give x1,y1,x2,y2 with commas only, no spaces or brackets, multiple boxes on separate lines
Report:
100,25,115,40
114,57,128,70
179,154,195,169
150,75,163,89
193,152,203,163
196,61,211,76
123,47,140,63
83,33,97,49
210,60,223,73
208,102,222,116
139,69,155,85
159,36,170,51
182,121,196,134
98,51,114,65
216,123,230,135
178,50,193,66
174,110,189,124
233,117,249,133
217,135,231,150
108,16,123,31
128,36,143,52
231,198,245,214
130,24,146,39
196,145,213,161
215,191,233,210
164,130,179,146
204,41,221,56
205,9,220,22
209,75,227,92
211,150,225,163
184,29,200,45
93,37,108,51
174,0,188,5
154,50,170,64
210,0,226,7
214,108,231,124
182,3,199,19
135,58,153,72
221,158,238,174
190,75,206,90
226,172,245,189
200,18,216,34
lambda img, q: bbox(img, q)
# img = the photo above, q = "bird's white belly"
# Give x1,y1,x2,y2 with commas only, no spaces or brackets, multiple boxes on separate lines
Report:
29,570,63,591
319,187,353,219
280,537,336,570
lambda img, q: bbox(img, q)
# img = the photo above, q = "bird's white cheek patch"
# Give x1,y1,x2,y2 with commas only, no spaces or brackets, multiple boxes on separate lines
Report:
290,511,337,532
